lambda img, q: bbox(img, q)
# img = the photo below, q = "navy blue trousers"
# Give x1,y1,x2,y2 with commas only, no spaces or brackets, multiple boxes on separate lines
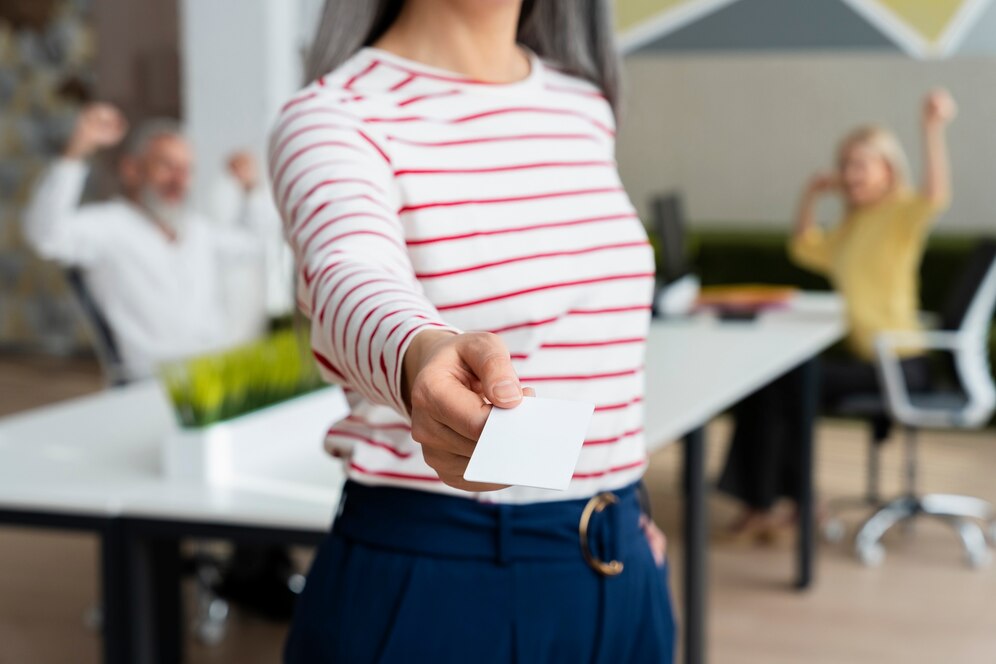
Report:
285,481,676,663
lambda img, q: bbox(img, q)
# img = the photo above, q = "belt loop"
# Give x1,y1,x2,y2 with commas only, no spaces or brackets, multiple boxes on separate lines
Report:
610,498,624,561
496,503,512,565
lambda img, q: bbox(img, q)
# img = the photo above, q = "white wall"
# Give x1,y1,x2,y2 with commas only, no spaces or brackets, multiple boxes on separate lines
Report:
178,0,302,209
617,53,996,234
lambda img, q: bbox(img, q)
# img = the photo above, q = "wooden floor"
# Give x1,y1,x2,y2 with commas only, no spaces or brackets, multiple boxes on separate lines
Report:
0,354,103,418
1,355,995,663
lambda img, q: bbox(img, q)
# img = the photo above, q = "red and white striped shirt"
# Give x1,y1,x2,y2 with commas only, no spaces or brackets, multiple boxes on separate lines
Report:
269,47,655,503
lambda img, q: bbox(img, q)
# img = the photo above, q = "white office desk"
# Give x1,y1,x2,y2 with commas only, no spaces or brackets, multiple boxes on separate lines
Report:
0,292,844,664
645,292,846,448
0,381,346,531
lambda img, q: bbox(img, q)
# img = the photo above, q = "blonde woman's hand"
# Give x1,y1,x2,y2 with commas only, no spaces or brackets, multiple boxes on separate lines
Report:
402,330,533,491
924,88,957,127
806,172,839,195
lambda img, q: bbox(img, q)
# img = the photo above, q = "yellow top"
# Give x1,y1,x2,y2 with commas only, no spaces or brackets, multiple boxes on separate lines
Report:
788,190,943,360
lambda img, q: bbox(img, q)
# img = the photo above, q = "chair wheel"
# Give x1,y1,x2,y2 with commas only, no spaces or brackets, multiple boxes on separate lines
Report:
823,519,847,544
857,541,885,567
194,597,229,646
288,572,306,594
196,619,227,647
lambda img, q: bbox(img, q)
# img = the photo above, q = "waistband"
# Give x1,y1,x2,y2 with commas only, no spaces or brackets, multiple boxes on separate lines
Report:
333,481,644,567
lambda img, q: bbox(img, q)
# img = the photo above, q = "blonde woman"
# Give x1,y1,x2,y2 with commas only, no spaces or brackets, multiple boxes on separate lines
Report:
719,90,957,539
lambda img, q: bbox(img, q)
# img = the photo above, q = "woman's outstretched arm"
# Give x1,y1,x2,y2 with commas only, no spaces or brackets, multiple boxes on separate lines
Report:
269,90,525,491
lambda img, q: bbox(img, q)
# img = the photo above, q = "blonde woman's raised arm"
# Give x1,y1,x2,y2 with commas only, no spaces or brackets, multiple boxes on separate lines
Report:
920,89,956,208
788,173,838,275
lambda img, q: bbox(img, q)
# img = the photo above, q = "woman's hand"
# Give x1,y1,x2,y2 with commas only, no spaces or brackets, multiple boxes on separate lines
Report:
806,172,839,196
923,88,957,128
402,329,532,491
640,514,668,567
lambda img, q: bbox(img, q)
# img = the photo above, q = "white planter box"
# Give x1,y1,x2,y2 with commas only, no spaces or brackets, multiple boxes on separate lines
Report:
162,386,349,485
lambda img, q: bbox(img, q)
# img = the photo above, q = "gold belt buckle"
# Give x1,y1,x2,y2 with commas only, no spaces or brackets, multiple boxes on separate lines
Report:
579,492,624,576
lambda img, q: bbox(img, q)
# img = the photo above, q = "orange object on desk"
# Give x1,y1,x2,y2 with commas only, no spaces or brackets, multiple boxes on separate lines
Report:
695,284,798,315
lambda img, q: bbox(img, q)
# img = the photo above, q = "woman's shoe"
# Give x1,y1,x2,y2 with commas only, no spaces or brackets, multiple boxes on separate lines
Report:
714,509,775,547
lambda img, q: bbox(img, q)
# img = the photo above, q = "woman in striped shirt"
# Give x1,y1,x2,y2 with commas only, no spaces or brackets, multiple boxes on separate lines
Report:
272,1,674,661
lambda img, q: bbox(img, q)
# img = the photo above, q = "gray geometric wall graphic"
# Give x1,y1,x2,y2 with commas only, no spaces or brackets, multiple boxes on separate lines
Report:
633,0,906,54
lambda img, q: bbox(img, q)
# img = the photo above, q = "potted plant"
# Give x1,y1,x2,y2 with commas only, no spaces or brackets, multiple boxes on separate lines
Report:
159,328,348,485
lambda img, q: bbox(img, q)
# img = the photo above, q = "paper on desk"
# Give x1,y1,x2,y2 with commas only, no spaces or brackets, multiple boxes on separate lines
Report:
463,396,595,491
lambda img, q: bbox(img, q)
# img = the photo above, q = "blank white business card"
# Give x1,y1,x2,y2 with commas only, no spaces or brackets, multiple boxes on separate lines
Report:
463,396,595,491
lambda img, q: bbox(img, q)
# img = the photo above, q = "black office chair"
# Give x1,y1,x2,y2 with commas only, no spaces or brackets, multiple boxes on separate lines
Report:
651,193,700,317
652,193,692,285
63,268,130,386
826,240,996,567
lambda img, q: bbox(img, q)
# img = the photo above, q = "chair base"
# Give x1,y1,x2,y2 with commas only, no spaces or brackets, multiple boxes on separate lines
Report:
854,493,996,569
823,496,881,544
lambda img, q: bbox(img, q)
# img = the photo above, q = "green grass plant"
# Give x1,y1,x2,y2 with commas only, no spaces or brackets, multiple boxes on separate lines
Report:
160,328,325,429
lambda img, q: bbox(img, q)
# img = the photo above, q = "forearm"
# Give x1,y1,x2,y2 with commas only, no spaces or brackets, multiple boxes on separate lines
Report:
238,188,280,233
787,183,833,274
921,121,950,206
307,257,458,415
793,188,819,238
63,134,96,161
270,94,465,416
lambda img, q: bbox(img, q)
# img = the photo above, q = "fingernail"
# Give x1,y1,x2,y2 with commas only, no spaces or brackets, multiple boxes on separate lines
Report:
493,380,521,403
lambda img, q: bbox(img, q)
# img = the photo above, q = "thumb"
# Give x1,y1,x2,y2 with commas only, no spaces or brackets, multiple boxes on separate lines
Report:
459,332,522,408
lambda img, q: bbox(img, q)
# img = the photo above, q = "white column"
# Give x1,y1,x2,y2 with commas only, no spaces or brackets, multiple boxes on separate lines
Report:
178,0,302,208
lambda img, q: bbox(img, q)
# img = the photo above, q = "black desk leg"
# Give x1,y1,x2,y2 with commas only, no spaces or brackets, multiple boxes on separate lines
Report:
683,426,707,664
101,520,131,664
795,358,820,590
124,532,184,664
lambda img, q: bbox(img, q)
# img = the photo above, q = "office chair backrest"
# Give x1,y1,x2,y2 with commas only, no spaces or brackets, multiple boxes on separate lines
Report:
940,240,996,337
651,193,690,285
63,268,129,386
942,241,996,423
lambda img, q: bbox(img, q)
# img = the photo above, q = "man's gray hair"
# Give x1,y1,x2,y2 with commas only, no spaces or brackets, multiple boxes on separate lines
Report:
122,117,186,157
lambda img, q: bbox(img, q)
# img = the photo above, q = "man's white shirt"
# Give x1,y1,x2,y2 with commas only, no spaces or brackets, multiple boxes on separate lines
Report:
23,159,268,379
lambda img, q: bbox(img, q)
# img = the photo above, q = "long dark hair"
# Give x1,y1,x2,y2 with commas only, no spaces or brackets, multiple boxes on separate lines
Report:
305,0,621,115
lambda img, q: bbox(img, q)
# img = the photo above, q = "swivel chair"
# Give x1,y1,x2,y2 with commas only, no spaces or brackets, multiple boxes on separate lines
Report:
63,268,129,386
835,240,996,567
